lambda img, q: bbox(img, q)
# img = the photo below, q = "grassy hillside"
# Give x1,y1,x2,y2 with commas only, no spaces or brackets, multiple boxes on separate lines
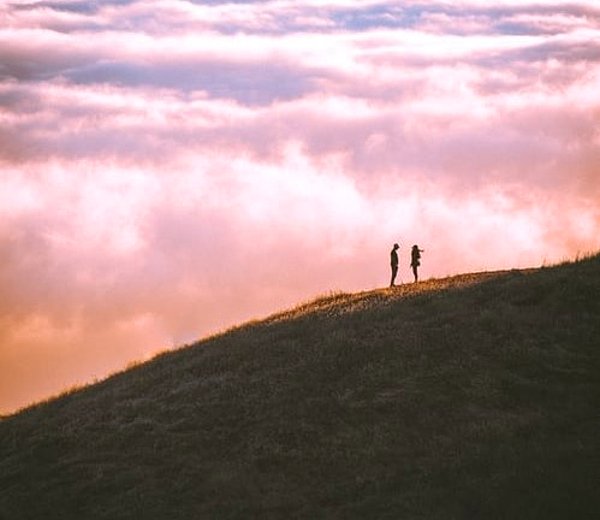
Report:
1,255,599,519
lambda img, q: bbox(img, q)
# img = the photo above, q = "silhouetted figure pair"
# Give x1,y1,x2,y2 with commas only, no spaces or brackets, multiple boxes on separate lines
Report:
411,244,424,282
390,243,399,286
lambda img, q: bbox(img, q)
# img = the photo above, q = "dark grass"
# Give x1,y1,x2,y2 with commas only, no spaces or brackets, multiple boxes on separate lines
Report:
1,255,599,519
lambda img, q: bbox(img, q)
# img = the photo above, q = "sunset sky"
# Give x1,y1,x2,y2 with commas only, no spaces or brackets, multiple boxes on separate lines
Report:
1,0,599,414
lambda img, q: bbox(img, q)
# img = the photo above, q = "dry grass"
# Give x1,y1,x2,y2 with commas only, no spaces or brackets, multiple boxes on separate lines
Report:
0,255,599,519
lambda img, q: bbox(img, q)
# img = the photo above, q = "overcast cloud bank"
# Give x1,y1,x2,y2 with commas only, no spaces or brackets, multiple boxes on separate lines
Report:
1,0,599,413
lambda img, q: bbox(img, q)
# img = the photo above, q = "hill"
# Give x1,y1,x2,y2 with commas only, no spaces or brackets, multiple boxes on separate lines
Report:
1,256,599,519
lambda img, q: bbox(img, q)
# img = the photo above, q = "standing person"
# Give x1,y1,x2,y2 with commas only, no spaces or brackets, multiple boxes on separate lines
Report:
411,244,424,282
390,243,400,287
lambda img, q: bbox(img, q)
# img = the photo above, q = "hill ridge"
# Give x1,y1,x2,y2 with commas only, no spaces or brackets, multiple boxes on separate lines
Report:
264,268,529,323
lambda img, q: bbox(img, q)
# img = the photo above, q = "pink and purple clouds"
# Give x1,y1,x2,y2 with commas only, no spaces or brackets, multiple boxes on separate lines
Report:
1,0,599,413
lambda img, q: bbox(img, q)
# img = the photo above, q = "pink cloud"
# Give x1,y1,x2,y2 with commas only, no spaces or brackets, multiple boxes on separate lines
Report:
2,144,598,413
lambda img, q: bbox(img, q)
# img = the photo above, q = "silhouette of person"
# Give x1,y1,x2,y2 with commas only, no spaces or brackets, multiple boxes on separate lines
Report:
390,243,400,287
411,244,424,282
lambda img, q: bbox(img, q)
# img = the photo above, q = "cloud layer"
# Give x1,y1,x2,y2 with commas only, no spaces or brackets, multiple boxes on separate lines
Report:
2,0,599,413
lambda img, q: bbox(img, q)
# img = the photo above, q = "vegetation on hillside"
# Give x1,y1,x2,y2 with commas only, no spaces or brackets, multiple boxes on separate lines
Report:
1,255,599,519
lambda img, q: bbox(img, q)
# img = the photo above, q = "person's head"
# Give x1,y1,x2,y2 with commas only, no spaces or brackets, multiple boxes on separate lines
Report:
412,244,418,250
393,243,399,250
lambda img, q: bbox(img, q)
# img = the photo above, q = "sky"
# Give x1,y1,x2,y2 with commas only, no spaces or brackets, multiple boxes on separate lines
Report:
1,0,599,414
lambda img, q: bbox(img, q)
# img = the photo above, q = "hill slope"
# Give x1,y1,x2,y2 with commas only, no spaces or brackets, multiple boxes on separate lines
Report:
1,256,599,519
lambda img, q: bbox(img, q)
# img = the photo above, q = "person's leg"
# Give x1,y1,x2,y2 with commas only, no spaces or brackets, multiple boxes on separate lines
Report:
390,265,398,286
412,265,418,282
